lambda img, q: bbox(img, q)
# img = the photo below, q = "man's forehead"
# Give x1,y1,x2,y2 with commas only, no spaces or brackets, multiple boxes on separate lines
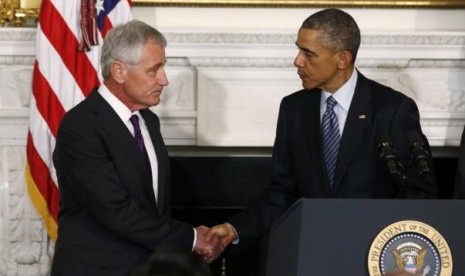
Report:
297,28,319,38
296,29,317,45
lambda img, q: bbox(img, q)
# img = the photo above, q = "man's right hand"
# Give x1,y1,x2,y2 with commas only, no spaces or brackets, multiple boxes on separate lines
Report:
194,225,223,263
205,223,237,249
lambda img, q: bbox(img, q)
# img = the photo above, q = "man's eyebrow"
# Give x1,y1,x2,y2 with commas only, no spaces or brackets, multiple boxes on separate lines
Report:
295,42,316,55
150,60,167,69
157,59,167,66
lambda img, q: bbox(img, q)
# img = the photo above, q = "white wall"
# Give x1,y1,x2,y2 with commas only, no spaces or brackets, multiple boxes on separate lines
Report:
133,7,465,33
128,7,465,148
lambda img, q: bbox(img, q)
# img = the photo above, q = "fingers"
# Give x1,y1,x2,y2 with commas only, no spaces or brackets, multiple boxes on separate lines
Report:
203,235,224,263
205,223,229,242
194,225,227,263
194,232,212,259
206,223,237,248
194,223,238,263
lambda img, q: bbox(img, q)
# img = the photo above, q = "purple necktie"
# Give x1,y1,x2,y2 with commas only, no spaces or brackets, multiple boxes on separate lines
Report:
129,115,152,175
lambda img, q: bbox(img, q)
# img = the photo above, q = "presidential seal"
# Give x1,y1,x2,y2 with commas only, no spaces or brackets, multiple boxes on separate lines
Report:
368,220,453,276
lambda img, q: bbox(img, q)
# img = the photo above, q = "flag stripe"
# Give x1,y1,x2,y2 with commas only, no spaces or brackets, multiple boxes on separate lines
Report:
32,62,66,137
100,14,113,38
26,163,58,242
40,0,100,98
35,27,86,112
27,133,60,221
28,97,58,186
51,0,102,80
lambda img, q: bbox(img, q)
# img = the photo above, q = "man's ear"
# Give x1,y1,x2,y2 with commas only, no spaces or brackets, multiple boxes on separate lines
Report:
111,61,127,84
337,51,353,69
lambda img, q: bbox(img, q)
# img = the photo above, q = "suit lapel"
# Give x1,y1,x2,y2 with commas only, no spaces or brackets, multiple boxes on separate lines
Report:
141,109,168,214
88,92,158,208
301,91,321,150
333,74,372,190
301,90,330,193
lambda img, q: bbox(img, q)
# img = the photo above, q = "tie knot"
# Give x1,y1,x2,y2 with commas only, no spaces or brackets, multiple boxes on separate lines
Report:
326,96,337,110
130,114,140,127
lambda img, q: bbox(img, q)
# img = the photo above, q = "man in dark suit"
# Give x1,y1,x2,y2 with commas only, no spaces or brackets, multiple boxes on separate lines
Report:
51,20,218,276
205,8,437,254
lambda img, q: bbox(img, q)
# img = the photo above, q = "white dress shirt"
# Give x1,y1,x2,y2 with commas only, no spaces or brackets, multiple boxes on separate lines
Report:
320,69,358,135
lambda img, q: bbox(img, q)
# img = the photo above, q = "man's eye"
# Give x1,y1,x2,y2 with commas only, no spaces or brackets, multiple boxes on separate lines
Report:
297,48,313,58
148,67,159,74
304,51,314,58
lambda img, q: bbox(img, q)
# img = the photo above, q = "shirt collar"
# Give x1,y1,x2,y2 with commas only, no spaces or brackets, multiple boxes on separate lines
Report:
98,84,140,122
321,69,358,111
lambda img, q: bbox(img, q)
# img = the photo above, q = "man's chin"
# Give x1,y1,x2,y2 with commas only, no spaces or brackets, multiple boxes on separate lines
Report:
302,82,316,90
152,99,161,107
146,97,161,108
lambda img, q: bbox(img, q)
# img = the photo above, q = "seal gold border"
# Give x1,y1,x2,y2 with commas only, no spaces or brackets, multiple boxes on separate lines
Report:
367,220,453,276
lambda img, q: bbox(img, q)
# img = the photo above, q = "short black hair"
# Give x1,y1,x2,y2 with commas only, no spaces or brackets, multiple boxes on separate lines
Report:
301,8,361,63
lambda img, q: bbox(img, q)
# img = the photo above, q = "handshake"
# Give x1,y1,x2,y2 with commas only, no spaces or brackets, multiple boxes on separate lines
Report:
194,223,237,263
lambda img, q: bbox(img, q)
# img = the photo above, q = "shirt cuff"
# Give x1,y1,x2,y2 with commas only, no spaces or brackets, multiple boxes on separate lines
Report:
192,228,197,251
226,222,240,245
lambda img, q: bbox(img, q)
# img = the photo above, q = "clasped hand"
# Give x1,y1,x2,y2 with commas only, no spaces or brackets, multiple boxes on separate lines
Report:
194,223,237,263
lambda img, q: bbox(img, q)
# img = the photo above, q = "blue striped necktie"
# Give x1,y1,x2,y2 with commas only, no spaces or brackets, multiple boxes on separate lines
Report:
321,96,341,189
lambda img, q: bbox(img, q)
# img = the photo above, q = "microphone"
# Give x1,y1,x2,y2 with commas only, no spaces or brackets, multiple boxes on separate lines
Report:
407,131,431,176
378,136,405,176
378,134,407,194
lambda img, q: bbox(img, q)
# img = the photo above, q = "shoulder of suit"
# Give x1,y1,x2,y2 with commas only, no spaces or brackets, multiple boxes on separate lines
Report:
366,77,410,102
140,108,158,119
61,90,103,123
283,88,318,102
140,108,160,126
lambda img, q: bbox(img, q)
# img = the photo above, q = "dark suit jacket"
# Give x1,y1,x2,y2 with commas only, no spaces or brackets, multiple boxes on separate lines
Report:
230,72,437,248
454,126,465,198
51,89,194,276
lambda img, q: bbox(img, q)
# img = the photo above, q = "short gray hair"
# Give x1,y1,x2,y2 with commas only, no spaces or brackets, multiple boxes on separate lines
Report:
101,20,167,79
301,8,361,63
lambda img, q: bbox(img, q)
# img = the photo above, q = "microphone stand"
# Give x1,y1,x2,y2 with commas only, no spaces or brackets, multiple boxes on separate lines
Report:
407,131,431,177
378,141,408,198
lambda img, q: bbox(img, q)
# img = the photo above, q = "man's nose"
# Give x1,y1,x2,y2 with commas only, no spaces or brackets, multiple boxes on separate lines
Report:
293,51,305,67
158,68,169,86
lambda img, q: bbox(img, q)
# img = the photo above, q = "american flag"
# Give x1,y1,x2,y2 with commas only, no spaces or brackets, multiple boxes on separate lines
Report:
26,0,132,241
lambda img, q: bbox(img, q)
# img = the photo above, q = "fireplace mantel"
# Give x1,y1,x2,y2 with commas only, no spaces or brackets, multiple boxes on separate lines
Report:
1,29,465,147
